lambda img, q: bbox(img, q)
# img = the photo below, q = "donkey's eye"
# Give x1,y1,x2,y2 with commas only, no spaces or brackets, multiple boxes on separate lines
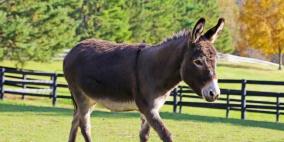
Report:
193,59,203,66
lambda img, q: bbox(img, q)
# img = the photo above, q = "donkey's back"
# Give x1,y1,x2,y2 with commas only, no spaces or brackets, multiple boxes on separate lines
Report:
63,39,142,102
65,18,224,142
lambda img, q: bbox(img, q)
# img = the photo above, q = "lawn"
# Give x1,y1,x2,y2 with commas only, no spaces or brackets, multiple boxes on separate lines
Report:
1,100,284,142
0,60,284,142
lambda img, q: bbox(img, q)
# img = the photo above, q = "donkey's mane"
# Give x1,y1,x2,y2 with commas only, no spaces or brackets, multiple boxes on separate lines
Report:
78,29,191,51
154,29,190,48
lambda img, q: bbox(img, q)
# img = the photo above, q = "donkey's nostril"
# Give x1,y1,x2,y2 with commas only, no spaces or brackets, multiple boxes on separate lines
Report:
209,90,214,97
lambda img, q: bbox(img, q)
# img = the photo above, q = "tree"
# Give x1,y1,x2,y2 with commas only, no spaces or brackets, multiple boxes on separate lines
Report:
126,0,179,44
127,0,234,52
76,0,131,42
0,0,235,66
0,0,78,66
0,1,37,66
217,0,239,53
126,0,149,43
179,0,233,53
239,0,284,70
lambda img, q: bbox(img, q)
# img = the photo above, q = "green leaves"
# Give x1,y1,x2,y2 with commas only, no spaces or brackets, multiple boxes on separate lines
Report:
0,0,78,66
0,0,234,66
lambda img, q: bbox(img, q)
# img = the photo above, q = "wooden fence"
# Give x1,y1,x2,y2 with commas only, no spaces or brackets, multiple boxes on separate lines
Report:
0,66,68,106
0,66,283,122
168,80,284,122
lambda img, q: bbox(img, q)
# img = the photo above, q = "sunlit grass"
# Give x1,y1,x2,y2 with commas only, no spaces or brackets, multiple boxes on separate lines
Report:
217,62,284,81
1,100,284,142
0,60,63,72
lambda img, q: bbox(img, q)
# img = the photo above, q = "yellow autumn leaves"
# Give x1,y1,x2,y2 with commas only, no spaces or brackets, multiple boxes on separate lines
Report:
239,0,284,55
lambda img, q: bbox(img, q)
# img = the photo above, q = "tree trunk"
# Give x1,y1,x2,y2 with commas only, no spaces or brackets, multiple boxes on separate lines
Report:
279,47,282,70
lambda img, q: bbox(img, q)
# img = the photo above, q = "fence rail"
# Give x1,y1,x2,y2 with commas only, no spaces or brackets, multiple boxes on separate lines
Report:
0,66,283,122
171,79,284,122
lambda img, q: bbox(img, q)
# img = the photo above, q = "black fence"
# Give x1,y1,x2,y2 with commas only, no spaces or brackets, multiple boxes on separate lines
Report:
0,66,283,122
0,66,68,106
167,80,284,122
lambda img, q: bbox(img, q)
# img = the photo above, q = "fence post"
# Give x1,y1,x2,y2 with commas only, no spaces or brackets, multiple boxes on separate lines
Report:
172,88,178,113
241,79,247,120
226,90,230,118
178,86,183,113
21,73,26,100
51,73,57,106
0,68,5,99
276,96,280,122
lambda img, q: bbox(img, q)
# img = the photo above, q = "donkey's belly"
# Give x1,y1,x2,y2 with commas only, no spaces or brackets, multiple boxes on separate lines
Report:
96,99,138,112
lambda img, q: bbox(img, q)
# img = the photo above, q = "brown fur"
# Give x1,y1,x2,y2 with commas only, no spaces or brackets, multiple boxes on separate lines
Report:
64,18,224,142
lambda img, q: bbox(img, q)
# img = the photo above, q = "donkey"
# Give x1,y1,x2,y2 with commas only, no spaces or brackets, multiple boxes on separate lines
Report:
63,17,224,142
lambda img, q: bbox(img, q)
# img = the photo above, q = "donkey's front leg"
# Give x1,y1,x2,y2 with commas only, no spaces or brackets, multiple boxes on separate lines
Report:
140,115,150,142
136,98,173,142
144,110,172,142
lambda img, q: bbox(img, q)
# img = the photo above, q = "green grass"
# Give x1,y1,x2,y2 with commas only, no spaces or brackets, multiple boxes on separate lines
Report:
0,60,284,141
1,100,284,142
0,60,63,72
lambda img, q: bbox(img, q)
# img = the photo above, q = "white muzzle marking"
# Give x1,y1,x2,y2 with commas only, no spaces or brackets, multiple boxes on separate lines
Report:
201,79,220,102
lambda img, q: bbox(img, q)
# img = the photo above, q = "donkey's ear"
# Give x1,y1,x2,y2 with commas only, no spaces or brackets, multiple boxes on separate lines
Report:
204,18,225,43
192,18,206,43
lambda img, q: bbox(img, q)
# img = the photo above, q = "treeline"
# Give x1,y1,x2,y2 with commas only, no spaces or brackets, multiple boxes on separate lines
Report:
0,0,233,65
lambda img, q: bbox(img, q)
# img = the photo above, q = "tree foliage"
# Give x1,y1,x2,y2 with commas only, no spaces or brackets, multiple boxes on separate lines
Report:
77,0,131,42
0,0,234,66
0,0,78,65
239,0,284,70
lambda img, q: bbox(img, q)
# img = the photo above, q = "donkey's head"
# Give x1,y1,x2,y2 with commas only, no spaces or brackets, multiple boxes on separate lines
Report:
180,18,224,102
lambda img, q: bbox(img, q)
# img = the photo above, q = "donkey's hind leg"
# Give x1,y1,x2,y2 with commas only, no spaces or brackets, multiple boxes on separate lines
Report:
68,108,80,142
68,89,82,142
68,89,95,142
140,115,150,142
78,103,94,142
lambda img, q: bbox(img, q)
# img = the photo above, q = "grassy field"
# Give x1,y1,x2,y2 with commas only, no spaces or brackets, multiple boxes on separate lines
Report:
1,100,284,142
0,60,284,142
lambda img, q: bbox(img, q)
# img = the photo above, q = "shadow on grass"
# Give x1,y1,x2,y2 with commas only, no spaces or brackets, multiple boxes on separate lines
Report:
0,103,73,116
160,112,284,131
1,102,284,132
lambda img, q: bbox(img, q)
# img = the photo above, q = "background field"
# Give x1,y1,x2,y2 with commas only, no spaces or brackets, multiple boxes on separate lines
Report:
1,100,284,142
0,60,284,142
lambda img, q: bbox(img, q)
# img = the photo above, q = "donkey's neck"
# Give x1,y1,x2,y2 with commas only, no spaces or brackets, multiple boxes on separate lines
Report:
140,36,188,94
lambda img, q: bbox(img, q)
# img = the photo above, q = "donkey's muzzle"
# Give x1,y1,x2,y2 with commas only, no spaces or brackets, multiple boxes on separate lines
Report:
201,79,220,102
